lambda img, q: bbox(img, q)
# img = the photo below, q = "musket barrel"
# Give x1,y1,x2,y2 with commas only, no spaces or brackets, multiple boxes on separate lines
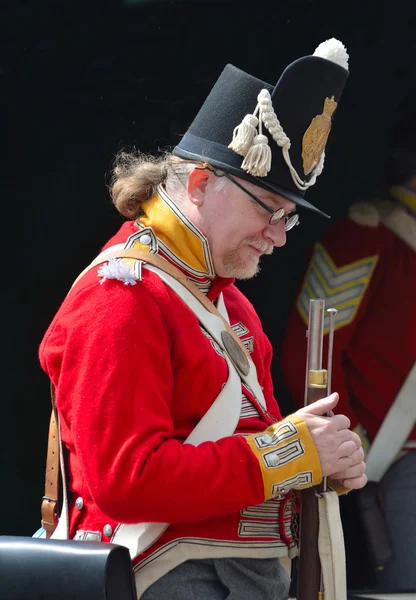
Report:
304,299,326,406
308,299,325,372
297,299,331,600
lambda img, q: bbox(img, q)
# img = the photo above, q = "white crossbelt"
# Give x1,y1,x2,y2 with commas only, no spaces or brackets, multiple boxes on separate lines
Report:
365,363,416,482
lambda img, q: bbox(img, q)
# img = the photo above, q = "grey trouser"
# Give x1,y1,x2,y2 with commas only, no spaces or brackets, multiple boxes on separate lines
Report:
376,452,416,592
140,557,290,600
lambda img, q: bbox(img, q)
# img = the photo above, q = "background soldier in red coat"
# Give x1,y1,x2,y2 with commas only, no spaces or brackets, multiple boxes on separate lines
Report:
281,97,416,593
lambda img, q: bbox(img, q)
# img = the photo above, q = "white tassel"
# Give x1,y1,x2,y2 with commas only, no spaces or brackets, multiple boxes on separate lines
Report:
241,134,272,177
228,114,259,156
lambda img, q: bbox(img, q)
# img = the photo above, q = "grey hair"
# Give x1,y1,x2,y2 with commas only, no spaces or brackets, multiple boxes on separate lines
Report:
109,149,229,219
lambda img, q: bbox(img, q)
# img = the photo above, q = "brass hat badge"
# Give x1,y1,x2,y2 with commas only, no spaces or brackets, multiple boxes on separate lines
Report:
302,96,338,176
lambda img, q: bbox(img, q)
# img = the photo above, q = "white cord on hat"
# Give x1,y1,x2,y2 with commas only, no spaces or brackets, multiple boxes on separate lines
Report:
229,88,321,189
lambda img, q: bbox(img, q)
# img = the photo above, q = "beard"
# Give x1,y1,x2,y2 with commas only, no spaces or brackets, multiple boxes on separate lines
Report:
221,237,274,280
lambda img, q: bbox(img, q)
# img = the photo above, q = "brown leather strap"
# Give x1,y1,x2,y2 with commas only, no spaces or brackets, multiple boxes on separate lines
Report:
73,249,250,360
41,248,252,534
41,383,59,538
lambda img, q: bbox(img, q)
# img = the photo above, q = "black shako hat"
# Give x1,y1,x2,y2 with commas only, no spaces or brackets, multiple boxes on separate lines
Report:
173,38,349,217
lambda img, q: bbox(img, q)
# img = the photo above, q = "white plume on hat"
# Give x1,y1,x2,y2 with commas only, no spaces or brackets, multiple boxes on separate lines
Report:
313,38,349,71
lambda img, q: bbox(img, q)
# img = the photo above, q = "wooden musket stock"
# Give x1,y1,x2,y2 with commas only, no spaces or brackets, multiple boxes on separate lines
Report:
295,300,337,600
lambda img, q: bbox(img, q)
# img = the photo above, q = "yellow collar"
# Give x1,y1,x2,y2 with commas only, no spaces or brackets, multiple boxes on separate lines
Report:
390,185,416,218
132,186,216,285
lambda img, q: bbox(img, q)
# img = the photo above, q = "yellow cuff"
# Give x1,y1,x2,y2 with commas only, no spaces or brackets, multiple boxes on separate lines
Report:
244,414,323,501
328,479,352,496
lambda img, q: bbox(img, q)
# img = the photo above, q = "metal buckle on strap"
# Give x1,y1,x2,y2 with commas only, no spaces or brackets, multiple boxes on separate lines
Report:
41,496,58,531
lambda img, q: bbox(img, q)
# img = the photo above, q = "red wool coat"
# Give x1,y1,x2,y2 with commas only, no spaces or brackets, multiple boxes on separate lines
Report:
39,190,321,594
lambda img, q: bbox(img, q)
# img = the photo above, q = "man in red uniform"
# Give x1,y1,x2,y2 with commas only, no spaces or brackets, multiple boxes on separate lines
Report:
281,111,416,592
39,39,366,599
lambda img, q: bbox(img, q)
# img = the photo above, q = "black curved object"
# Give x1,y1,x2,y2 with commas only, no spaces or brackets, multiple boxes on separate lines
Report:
0,536,138,600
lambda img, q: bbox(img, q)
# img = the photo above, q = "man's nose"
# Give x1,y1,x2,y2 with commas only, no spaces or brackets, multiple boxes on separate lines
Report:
263,218,287,247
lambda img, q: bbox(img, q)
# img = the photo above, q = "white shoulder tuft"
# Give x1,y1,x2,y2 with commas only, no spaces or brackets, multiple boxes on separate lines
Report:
313,38,349,71
348,203,380,228
97,258,139,286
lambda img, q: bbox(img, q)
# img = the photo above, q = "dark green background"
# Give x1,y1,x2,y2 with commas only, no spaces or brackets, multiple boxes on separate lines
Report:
2,1,415,585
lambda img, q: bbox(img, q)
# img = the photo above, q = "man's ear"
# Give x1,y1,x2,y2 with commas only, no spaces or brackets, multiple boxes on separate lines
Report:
187,169,211,205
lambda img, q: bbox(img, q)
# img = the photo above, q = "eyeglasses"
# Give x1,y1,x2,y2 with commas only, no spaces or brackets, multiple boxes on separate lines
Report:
195,163,300,230
223,172,300,230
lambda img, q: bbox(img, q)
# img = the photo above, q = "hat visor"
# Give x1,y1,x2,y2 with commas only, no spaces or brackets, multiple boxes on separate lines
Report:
250,176,331,219
173,146,330,219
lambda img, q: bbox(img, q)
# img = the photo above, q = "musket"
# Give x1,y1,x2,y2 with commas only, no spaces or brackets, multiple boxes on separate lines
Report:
294,299,338,600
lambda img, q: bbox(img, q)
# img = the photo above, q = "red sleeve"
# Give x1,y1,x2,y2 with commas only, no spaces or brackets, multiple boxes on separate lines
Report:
40,276,266,525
